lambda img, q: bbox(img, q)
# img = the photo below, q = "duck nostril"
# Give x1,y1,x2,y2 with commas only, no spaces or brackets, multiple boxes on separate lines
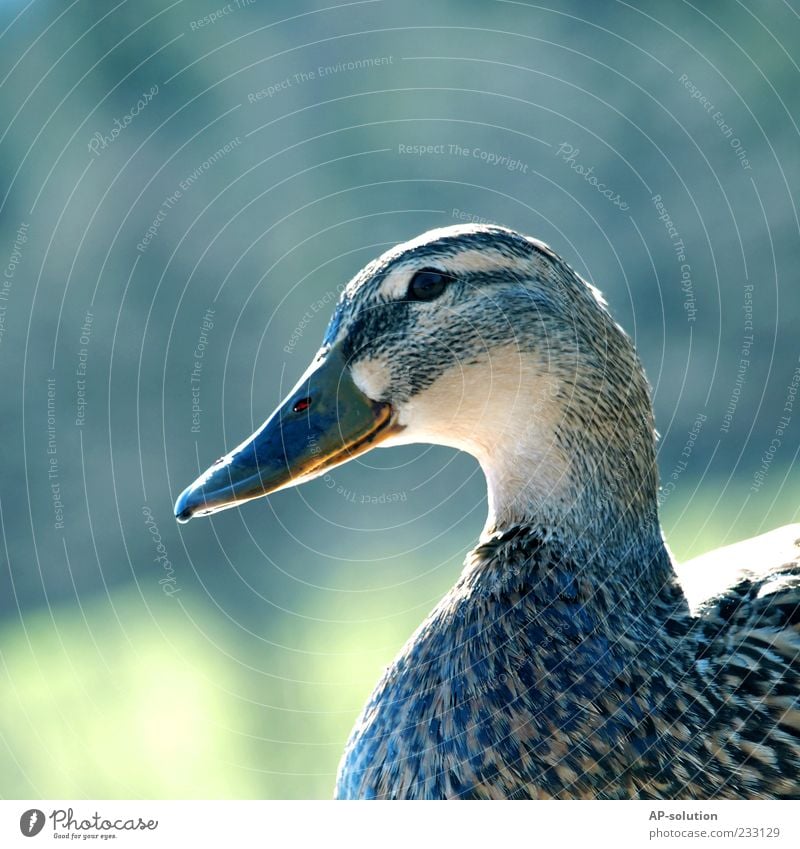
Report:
293,397,312,413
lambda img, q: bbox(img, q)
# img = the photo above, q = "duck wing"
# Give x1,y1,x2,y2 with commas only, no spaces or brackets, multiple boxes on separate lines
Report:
676,525,800,797
675,524,800,614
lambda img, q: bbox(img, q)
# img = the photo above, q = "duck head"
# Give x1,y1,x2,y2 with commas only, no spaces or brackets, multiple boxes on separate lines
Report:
175,224,659,549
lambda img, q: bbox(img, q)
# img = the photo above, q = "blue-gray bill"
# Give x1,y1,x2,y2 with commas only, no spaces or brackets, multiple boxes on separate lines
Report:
173,344,396,523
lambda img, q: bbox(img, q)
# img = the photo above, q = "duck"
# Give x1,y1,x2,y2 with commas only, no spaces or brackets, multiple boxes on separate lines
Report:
174,224,800,799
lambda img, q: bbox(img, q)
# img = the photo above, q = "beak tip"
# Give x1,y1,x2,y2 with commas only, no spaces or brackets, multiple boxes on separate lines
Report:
174,488,198,523
172,346,397,523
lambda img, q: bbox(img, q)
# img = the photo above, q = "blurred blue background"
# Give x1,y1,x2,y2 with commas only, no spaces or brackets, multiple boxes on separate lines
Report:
0,0,798,798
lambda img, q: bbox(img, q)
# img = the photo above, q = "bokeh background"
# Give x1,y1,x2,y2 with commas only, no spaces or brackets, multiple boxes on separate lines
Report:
0,0,798,799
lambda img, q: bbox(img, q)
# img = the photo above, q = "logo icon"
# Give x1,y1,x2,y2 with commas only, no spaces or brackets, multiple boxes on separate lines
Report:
19,809,45,837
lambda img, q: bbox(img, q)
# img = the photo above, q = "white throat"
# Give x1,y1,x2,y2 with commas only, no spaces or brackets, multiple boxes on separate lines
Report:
353,346,573,533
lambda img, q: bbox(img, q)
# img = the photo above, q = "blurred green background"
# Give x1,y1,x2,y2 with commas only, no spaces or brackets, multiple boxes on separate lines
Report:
0,0,798,798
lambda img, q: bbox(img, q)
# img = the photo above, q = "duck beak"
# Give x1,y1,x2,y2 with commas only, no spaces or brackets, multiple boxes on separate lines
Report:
174,344,397,522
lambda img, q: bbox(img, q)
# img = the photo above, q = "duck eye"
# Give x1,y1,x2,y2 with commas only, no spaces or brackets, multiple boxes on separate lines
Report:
407,268,452,302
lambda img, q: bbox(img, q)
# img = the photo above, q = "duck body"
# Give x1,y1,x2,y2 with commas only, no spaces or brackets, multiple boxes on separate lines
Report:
174,224,800,799
337,527,800,799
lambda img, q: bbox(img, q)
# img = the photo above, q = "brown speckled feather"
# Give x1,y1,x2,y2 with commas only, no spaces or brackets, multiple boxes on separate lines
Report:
337,530,800,799
327,226,800,800
175,223,800,798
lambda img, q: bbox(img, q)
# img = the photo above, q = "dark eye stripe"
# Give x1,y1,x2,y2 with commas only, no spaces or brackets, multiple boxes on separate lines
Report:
407,268,453,302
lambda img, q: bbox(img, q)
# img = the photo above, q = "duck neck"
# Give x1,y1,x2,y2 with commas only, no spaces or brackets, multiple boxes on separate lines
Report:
472,320,668,583
469,517,679,628
475,406,671,596
480,451,665,566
